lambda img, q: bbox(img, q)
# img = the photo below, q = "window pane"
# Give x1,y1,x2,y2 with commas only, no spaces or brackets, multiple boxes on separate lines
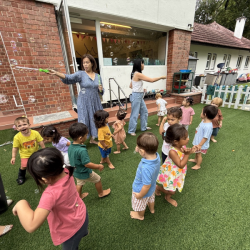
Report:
206,53,211,69
245,56,250,68
226,55,231,67
101,22,167,66
236,56,243,68
210,54,217,70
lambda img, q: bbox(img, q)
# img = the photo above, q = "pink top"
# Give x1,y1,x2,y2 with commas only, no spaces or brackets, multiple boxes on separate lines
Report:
180,106,195,125
38,171,86,246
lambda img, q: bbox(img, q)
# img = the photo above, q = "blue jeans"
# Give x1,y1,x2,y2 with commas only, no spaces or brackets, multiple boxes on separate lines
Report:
128,92,148,133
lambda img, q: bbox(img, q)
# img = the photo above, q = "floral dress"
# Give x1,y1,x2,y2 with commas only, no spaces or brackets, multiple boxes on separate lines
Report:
112,119,126,144
156,146,187,192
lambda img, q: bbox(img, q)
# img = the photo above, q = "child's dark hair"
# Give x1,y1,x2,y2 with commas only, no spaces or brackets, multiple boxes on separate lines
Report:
69,123,88,141
185,96,194,105
203,105,218,120
27,148,74,189
94,110,109,128
117,110,127,120
131,58,144,79
167,107,182,119
41,125,61,144
137,132,159,154
165,124,188,145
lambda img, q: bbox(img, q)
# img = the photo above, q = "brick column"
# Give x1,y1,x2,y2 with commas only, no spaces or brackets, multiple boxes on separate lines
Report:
0,0,72,117
166,29,192,92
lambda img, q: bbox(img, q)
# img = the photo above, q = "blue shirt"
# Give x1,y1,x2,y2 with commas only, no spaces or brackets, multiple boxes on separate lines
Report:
132,153,161,198
192,121,213,150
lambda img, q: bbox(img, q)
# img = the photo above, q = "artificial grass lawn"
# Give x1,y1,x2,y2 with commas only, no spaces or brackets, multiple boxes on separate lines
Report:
1,104,250,249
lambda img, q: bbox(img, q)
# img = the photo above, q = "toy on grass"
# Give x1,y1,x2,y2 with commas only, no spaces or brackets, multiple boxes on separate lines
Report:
15,66,50,73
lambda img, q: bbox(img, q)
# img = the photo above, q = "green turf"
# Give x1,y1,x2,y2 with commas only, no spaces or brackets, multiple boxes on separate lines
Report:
1,104,250,249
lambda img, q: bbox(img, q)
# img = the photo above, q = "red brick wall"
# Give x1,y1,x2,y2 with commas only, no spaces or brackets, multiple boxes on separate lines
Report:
167,29,192,92
0,0,72,116
173,93,202,105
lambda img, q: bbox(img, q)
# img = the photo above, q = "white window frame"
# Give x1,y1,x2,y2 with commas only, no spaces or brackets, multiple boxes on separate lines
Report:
222,54,227,68
226,54,231,68
236,55,243,69
210,53,217,70
244,56,250,68
205,53,212,70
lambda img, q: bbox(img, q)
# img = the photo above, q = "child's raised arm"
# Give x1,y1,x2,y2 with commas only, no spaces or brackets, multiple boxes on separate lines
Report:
12,200,49,233
10,147,18,165
133,184,151,199
159,116,168,135
169,146,196,169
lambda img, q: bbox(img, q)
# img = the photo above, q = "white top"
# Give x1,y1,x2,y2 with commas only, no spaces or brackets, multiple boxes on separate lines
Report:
156,98,167,111
162,122,171,155
132,72,144,93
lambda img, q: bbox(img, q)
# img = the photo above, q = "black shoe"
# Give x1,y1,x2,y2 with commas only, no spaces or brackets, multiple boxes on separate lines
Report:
16,178,25,185
17,168,26,185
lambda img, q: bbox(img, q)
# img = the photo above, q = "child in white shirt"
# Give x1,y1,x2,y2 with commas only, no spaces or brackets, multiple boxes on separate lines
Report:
155,93,167,126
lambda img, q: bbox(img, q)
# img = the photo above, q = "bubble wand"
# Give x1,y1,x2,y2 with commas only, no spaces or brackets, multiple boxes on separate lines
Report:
15,66,50,73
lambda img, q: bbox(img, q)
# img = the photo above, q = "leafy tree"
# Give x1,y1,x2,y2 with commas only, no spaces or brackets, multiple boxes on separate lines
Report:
195,0,250,39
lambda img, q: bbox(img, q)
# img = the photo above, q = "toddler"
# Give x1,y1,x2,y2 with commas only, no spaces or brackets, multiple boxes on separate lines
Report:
68,122,111,199
11,117,45,185
156,124,196,207
180,96,195,131
112,110,129,154
210,97,223,143
189,105,218,170
155,93,167,126
131,132,161,220
159,107,182,163
13,148,89,249
41,125,71,166
94,110,115,169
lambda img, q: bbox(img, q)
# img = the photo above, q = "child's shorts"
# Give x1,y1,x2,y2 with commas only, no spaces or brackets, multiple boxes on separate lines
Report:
157,110,167,116
75,172,101,186
195,149,207,154
132,192,155,212
98,147,111,158
21,158,29,168
212,127,220,136
61,151,70,166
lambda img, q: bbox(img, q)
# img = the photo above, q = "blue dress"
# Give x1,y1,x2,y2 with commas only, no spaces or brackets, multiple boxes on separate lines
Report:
61,71,103,138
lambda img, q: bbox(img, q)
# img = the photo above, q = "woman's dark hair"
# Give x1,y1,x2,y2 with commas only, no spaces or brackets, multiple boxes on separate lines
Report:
165,124,188,145
137,132,159,154
81,54,97,72
117,110,127,120
185,96,194,105
167,107,182,119
203,105,218,120
69,123,88,141
94,110,109,128
27,148,74,189
131,58,144,79
41,125,61,144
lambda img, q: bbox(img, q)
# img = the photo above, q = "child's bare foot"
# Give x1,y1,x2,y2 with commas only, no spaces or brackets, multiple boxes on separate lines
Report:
100,160,107,164
130,211,144,220
90,139,98,145
192,165,201,170
147,204,155,214
165,195,177,207
211,138,217,142
98,188,111,198
108,163,115,169
113,151,120,154
188,159,197,163
122,147,129,150
80,192,89,199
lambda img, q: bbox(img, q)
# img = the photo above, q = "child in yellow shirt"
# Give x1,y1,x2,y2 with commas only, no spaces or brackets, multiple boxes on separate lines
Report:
10,117,45,185
94,110,115,169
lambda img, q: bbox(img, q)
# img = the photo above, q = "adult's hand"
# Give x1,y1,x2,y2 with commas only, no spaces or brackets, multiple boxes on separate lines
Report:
46,69,66,79
98,85,103,92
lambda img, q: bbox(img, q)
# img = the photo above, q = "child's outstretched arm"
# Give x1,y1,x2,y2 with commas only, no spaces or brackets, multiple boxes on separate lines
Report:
12,200,49,233
169,147,196,169
85,162,104,172
133,184,151,199
159,116,168,135
10,147,18,165
39,141,45,149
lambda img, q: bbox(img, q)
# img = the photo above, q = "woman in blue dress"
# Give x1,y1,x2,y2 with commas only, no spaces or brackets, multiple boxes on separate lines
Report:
48,54,103,144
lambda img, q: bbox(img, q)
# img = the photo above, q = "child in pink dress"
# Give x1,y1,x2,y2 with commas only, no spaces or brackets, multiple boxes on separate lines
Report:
12,148,88,249
155,124,196,207
112,110,129,154
180,96,195,131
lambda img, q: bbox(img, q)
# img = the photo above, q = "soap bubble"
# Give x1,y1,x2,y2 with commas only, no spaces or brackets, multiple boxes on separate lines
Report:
57,107,61,111
29,37,35,42
10,59,18,66
0,61,2,65
59,61,64,66
113,58,118,64
34,189,39,194
44,45,48,49
0,74,11,83
110,52,113,56
28,95,36,103
0,94,8,104
10,41,16,47
18,33,23,38
127,57,130,62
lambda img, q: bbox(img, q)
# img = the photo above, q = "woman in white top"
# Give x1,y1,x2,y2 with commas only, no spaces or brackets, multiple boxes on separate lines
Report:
128,59,166,136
